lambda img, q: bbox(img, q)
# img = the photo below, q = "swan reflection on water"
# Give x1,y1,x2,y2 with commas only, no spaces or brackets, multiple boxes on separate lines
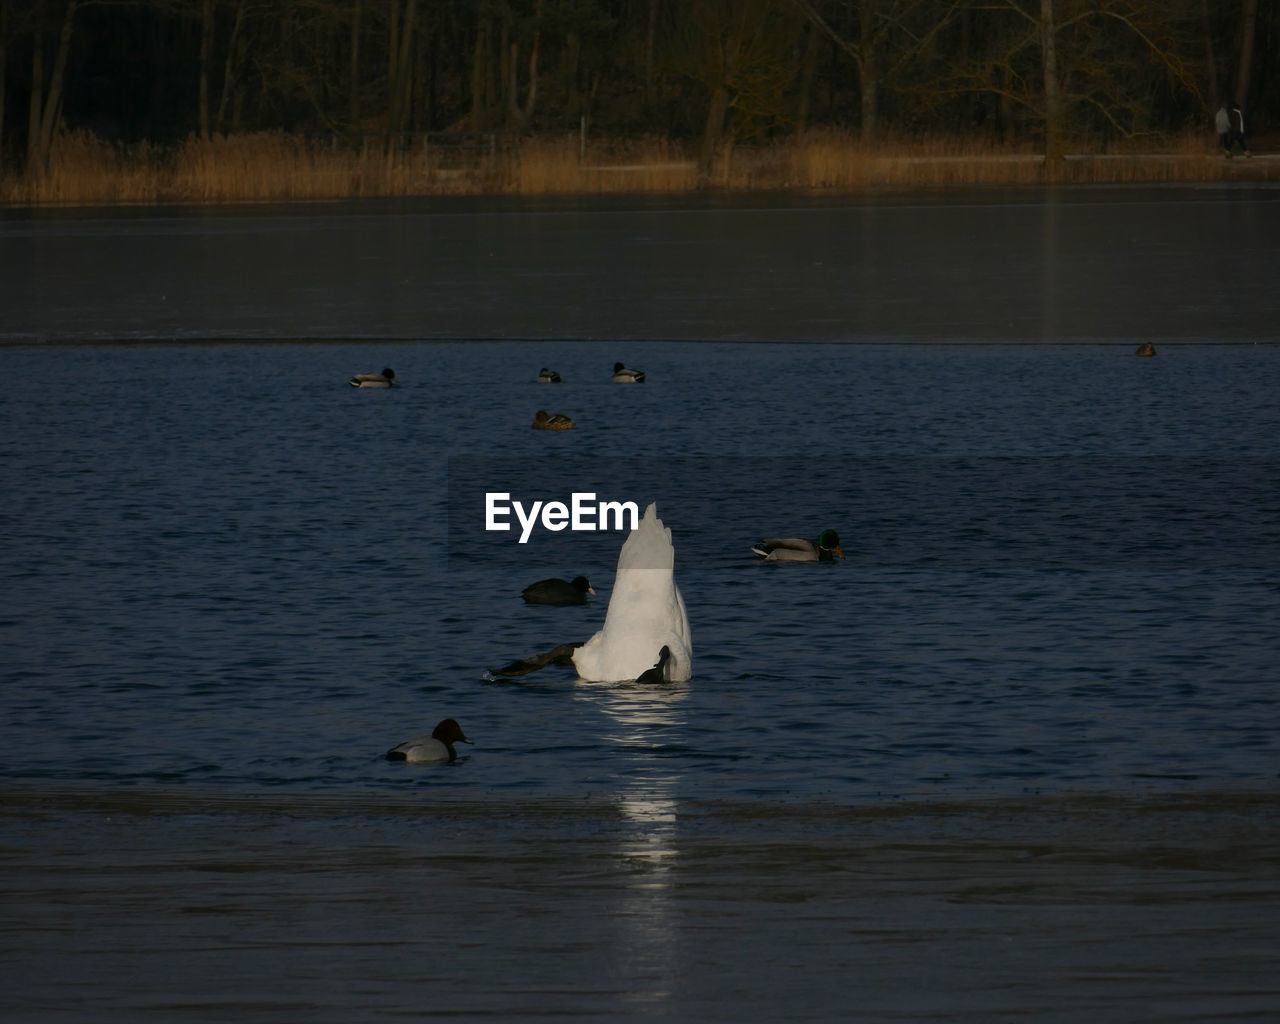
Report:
574,679,688,863
575,679,687,1005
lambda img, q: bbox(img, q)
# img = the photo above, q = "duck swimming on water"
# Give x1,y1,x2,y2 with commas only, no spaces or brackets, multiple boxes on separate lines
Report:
349,367,400,388
522,576,595,605
612,362,645,383
532,410,575,430
386,719,472,763
752,530,845,562
538,367,563,382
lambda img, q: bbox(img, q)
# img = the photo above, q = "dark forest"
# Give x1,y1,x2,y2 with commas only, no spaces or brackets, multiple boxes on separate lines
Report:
2,0,1274,175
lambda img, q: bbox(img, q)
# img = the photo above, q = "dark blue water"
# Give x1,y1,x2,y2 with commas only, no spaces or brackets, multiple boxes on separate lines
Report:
3,339,1277,801
3,191,1279,1022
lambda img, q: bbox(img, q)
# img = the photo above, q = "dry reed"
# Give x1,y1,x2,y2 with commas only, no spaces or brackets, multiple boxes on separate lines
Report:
2,129,1272,207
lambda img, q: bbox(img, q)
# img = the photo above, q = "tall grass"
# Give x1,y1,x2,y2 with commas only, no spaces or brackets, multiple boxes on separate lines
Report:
2,128,1271,206
517,135,696,193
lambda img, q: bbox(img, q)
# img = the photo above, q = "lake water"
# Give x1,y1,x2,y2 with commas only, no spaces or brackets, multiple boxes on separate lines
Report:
2,187,1279,1021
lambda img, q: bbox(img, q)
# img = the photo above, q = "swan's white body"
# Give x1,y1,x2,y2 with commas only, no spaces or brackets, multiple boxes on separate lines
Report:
572,503,692,682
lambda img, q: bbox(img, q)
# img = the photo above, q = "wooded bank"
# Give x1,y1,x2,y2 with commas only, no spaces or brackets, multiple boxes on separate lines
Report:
2,1,1272,192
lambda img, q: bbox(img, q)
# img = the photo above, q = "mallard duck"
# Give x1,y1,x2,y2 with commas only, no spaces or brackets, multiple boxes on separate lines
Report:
522,576,595,605
538,367,563,382
573,503,692,682
752,529,845,562
385,718,472,763
612,362,645,383
1134,343,1157,357
349,367,400,388
532,410,575,430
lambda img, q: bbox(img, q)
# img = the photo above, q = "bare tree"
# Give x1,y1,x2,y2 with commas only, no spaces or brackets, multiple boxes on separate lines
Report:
213,0,249,132
26,0,79,172
1234,0,1257,108
387,0,418,136
506,0,542,130
0,4,15,157
792,0,967,143
672,0,800,180
939,0,1202,157
199,0,214,136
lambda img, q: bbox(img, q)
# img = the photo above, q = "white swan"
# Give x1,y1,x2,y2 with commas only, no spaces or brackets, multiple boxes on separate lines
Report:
572,503,692,682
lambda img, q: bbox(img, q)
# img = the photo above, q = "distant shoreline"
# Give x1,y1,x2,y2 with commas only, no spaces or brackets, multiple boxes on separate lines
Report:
5,338,1278,352
3,130,1276,208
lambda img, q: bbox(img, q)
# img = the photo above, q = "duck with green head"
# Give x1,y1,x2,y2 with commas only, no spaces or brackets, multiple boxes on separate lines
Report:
349,367,400,388
752,530,845,562
612,362,645,383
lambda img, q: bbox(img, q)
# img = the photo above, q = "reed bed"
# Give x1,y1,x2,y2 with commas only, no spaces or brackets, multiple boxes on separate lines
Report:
519,136,697,194
2,129,1272,206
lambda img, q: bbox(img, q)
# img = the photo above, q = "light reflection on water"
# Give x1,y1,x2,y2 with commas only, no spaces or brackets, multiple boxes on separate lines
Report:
3,788,1278,1022
579,681,684,1008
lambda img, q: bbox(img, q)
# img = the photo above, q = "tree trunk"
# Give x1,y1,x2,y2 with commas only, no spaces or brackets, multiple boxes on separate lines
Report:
859,0,878,144
27,27,44,168
0,35,6,159
698,82,730,183
562,31,580,116
1199,0,1218,113
349,0,361,128
1234,0,1257,108
422,15,438,131
795,20,819,131
469,14,494,128
0,5,8,157
28,1,77,173
645,0,657,111
215,0,246,133
1039,0,1063,159
388,0,417,136
198,0,214,137
506,1,541,130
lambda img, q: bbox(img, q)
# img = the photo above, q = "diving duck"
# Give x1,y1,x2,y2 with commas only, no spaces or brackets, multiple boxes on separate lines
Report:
752,530,845,562
522,576,595,605
1134,343,1157,357
612,362,645,383
385,718,472,763
349,367,400,388
532,410,575,430
538,367,563,382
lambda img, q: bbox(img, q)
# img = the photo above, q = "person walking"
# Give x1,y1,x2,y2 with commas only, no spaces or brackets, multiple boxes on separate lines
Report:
1215,105,1231,155
1228,104,1251,157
